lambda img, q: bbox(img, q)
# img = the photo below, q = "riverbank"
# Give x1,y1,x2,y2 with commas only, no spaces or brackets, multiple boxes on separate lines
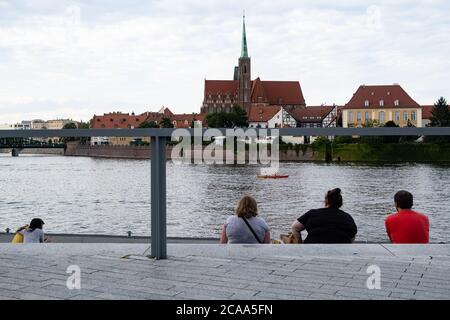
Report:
329,143,450,162
63,142,450,162
64,142,316,161
1,243,449,300
0,148,64,156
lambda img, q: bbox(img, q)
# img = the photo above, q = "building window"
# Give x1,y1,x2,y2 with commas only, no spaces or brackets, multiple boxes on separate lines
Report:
365,112,370,121
411,111,416,121
395,100,399,106
379,111,385,123
403,111,408,121
357,112,362,123
395,111,400,122
365,100,369,107
379,100,384,107
349,111,354,123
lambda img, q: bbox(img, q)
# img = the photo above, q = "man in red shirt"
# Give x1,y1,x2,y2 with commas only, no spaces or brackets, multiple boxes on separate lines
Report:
385,190,430,244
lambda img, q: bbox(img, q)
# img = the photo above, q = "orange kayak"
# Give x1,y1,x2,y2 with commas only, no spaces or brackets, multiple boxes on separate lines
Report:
257,174,289,179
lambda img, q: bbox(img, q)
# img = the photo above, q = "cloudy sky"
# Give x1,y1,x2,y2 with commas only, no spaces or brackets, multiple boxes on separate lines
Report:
0,0,449,123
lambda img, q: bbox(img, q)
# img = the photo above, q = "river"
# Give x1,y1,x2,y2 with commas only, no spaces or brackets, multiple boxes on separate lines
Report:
0,154,449,243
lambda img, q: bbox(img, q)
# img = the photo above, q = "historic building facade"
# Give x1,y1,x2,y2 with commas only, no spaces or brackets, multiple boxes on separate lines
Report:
342,85,423,128
201,17,306,115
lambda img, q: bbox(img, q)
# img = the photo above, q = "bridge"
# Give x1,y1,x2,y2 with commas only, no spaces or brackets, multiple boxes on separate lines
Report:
0,144,66,156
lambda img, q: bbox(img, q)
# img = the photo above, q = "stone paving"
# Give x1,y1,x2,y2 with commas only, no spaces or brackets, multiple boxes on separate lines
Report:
0,244,449,300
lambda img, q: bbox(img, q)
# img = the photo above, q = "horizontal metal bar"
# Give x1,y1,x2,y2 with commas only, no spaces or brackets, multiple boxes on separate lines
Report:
0,127,450,138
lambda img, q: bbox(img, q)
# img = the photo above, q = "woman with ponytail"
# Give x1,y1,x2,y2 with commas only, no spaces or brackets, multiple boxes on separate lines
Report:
291,189,357,244
16,218,46,243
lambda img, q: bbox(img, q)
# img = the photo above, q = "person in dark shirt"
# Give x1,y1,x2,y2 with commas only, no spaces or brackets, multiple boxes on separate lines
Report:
291,188,357,244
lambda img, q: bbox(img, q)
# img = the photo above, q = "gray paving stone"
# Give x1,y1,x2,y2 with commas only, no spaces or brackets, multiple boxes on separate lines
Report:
1,243,449,300
245,284,312,298
255,291,310,300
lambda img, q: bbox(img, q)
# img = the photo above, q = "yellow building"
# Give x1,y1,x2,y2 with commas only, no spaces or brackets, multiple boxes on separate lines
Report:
342,85,423,128
108,136,150,146
46,119,77,130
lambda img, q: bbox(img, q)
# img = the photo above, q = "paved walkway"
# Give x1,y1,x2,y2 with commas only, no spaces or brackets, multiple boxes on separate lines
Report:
0,244,449,300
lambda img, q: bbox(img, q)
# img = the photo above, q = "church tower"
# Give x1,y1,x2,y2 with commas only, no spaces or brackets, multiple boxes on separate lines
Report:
238,15,251,113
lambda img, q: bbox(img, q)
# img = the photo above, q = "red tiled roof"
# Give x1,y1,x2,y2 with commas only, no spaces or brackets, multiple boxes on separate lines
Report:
422,105,434,119
289,106,335,123
91,110,206,130
421,105,450,119
171,113,205,128
205,80,238,96
259,81,305,105
90,112,162,129
344,85,420,109
204,79,305,105
250,77,268,103
171,113,205,122
248,105,281,122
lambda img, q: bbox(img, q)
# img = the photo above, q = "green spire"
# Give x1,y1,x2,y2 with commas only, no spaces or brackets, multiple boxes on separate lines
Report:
241,14,249,58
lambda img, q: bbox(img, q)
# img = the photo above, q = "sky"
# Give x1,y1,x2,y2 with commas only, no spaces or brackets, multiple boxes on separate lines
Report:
0,0,449,123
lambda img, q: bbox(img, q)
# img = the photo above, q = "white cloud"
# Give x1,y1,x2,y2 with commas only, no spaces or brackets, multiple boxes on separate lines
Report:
0,0,449,123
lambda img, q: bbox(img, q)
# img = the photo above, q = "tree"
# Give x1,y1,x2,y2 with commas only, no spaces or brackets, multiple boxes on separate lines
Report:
230,105,249,128
383,121,400,143
362,119,380,128
205,105,248,128
62,122,78,142
426,97,450,143
139,121,159,128
336,114,343,127
160,117,174,128
78,121,90,129
360,119,382,144
204,112,224,128
430,97,450,127
63,122,77,130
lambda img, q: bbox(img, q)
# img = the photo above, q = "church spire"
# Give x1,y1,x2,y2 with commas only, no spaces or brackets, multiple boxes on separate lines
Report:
241,13,249,58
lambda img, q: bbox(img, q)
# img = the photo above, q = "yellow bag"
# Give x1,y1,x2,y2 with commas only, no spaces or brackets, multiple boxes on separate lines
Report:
11,233,24,244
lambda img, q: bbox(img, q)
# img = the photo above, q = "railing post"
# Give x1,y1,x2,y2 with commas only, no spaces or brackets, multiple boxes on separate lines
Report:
150,136,167,259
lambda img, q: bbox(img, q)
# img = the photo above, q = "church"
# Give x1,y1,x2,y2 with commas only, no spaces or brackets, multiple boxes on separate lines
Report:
201,17,306,115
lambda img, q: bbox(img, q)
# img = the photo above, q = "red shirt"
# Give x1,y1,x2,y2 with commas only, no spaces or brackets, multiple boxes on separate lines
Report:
385,210,430,244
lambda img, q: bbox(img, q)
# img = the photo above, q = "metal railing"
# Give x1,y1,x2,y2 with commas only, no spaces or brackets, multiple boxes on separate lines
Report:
1,127,450,259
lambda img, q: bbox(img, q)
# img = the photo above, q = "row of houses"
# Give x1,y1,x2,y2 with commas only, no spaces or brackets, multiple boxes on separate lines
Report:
89,107,204,145
89,83,439,146
0,119,79,143
0,119,78,131
247,84,437,131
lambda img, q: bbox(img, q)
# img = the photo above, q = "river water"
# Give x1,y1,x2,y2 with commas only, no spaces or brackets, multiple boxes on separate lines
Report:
0,154,449,243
